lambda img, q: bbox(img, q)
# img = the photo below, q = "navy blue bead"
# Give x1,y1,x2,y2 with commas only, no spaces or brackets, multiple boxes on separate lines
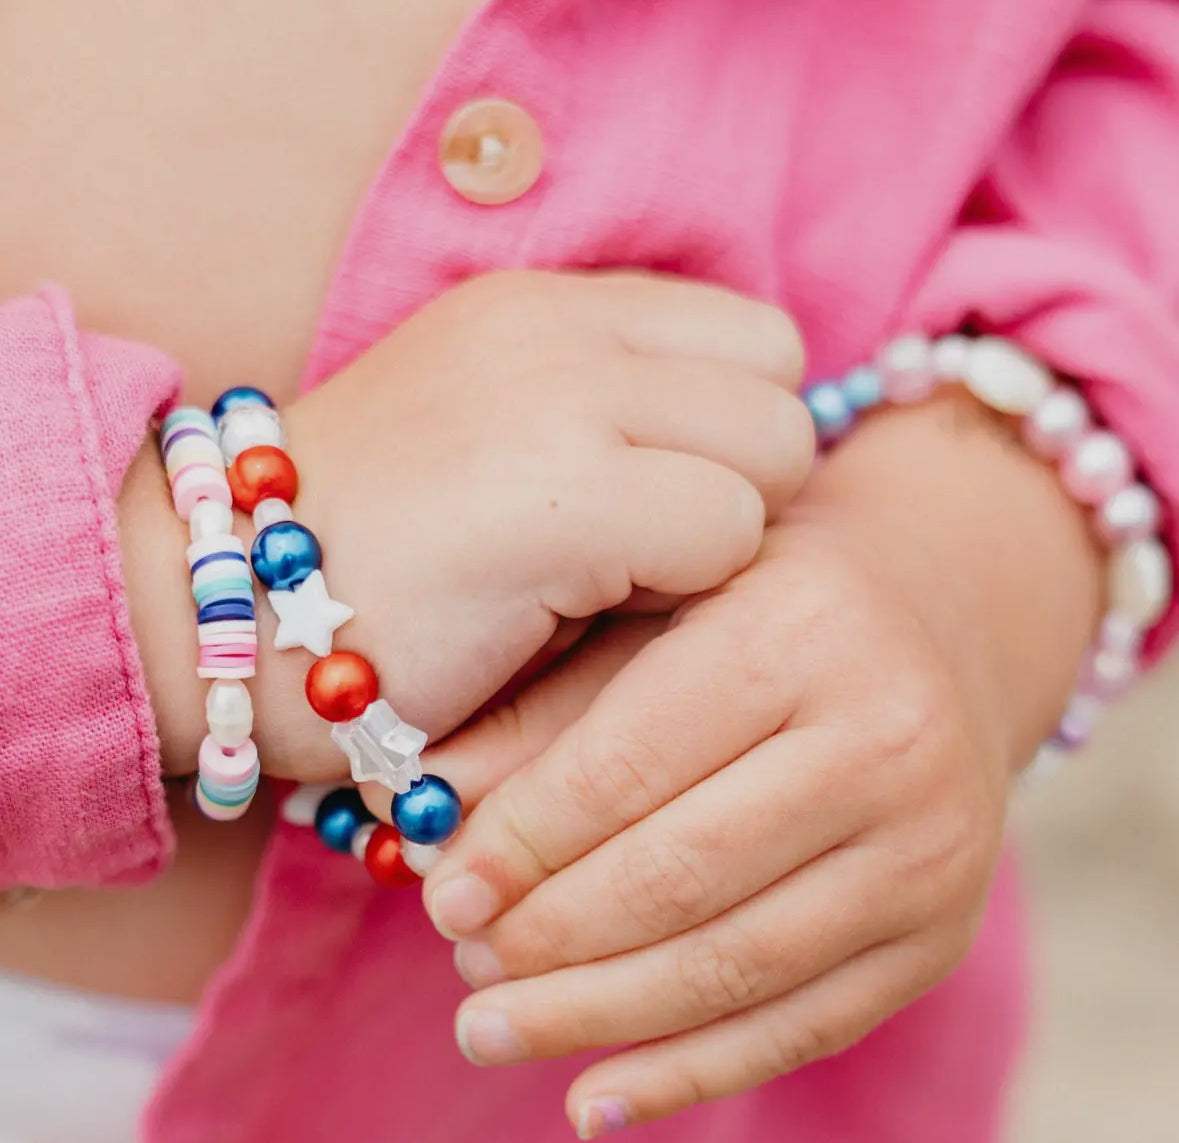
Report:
196,600,256,624
392,776,463,846
189,550,249,576
314,788,376,854
250,522,322,591
211,386,275,425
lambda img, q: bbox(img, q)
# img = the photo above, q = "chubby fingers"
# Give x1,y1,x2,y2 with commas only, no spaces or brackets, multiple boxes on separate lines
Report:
421,606,797,940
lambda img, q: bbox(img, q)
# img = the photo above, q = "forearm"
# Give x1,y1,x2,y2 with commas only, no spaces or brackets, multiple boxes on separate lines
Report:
788,388,1102,769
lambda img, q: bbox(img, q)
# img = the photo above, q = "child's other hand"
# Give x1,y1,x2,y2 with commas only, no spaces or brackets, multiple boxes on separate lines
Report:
410,394,1100,1136
262,270,811,779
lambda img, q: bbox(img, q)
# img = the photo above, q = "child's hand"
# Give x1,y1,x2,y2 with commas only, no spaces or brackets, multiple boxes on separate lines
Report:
408,393,1102,1136
259,270,811,778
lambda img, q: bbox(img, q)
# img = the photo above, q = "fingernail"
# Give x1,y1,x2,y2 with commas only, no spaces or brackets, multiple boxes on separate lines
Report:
428,875,499,939
576,1097,631,1139
454,940,507,989
455,1008,526,1066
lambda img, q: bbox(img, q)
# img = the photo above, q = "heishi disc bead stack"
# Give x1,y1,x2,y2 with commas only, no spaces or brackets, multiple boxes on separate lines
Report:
159,407,260,820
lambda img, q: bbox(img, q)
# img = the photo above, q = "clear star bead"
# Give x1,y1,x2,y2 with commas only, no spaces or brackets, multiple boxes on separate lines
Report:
331,700,426,793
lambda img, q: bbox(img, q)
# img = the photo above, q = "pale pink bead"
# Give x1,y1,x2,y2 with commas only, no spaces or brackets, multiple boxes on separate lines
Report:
198,734,259,786
1060,431,1133,505
1094,483,1161,546
171,464,233,521
1080,646,1139,700
1098,611,1144,657
878,334,936,404
1022,387,1090,459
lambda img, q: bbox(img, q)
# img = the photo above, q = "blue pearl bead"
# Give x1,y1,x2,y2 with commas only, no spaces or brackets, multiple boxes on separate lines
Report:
314,788,376,854
250,522,322,591
803,381,854,443
211,386,275,425
392,776,463,846
842,365,884,412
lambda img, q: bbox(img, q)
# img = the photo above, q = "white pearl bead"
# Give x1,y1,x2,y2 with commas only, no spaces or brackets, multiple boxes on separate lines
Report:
1061,432,1133,505
218,405,286,463
188,498,235,542
253,497,295,530
962,336,1053,415
205,679,254,748
930,334,972,382
401,839,443,878
878,334,935,403
1109,537,1172,629
1023,387,1090,459
1095,483,1160,546
351,822,378,861
279,784,337,827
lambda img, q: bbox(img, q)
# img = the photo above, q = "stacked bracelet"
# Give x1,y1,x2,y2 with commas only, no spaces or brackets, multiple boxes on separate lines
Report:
159,408,260,821
803,334,1173,766
210,387,463,883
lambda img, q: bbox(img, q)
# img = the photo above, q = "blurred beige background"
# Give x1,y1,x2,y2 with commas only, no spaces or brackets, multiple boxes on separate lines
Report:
1010,652,1179,1141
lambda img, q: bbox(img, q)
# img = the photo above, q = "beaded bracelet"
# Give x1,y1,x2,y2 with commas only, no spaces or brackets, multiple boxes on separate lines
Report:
159,408,261,820
210,387,463,882
803,334,1173,767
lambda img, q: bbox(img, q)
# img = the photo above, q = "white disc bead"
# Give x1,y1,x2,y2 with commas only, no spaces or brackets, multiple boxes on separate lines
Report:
351,822,378,862
401,839,444,878
962,336,1053,415
189,498,235,542
1108,537,1172,629
279,784,337,827
253,497,295,531
205,679,254,748
218,404,286,462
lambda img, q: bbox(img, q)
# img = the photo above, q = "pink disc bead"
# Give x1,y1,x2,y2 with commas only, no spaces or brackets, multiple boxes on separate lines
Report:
1022,387,1090,459
198,735,259,785
1094,483,1161,546
197,664,256,680
1060,431,1133,506
197,641,258,657
171,464,233,522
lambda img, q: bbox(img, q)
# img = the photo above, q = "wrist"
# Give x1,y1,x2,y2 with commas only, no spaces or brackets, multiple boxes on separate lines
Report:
787,389,1103,769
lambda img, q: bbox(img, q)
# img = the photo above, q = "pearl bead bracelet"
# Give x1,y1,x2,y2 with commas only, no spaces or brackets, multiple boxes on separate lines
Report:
210,387,463,882
159,407,260,820
803,334,1173,767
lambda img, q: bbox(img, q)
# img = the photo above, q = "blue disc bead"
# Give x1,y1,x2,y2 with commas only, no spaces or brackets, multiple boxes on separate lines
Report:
803,381,854,444
211,386,275,425
842,365,884,412
250,522,322,591
314,788,376,854
196,600,256,625
392,775,463,846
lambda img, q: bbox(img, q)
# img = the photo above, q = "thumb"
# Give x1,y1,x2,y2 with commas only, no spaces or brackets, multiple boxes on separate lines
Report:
361,617,665,821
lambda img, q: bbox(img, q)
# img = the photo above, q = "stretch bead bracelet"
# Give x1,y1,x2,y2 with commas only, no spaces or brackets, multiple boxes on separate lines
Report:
210,387,464,882
159,408,261,821
803,334,1173,767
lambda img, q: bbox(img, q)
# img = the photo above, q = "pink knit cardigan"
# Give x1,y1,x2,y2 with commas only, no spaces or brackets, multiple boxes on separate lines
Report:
2,2,1178,1139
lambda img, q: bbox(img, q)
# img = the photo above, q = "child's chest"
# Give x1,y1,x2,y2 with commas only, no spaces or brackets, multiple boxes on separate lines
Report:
0,0,479,404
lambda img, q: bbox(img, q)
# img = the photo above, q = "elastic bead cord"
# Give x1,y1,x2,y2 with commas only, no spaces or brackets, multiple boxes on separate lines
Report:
158,407,260,820
802,334,1174,767
210,387,464,885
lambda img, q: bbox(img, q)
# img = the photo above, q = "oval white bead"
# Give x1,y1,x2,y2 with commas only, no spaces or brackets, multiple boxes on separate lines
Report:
930,334,972,382
205,679,254,748
218,404,286,462
253,497,294,531
1095,483,1160,546
1108,537,1172,629
962,336,1053,416
189,498,235,542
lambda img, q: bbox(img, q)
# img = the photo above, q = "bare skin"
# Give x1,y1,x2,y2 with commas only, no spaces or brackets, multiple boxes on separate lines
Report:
0,0,481,1002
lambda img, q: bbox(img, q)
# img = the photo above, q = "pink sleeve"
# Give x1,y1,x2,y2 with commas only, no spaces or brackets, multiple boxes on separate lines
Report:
0,286,179,889
905,0,1179,658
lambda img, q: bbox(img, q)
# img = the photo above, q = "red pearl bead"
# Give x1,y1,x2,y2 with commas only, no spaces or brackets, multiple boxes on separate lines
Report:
227,445,298,513
364,823,421,888
305,652,380,723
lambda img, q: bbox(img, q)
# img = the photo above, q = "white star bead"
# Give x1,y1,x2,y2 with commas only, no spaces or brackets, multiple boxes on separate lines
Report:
269,570,355,657
331,699,426,793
